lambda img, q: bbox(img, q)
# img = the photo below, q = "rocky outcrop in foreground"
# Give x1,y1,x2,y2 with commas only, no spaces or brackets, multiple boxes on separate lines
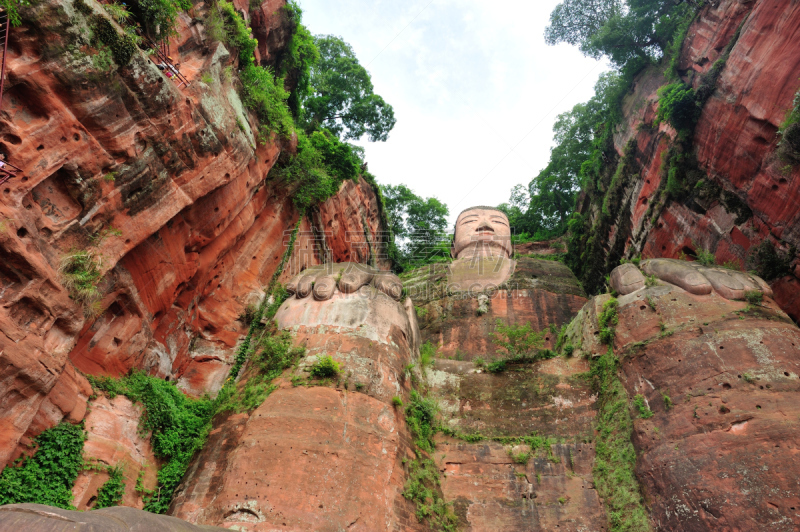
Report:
0,503,226,531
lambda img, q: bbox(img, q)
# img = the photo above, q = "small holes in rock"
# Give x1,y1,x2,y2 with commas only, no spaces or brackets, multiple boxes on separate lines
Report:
640,305,647,310
779,178,788,184
719,346,724,350
125,239,131,244
756,405,762,409
225,173,231,179
60,136,66,143
16,227,28,238
73,133,80,141
772,184,779,191
36,145,44,151
214,207,219,212
21,176,27,182
722,383,731,389
719,405,730,414
3,188,9,194
785,372,790,377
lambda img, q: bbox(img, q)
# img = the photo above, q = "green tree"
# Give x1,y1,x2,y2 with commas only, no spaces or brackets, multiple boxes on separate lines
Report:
545,0,692,69
302,35,396,141
381,184,419,238
508,72,624,240
380,185,450,267
278,3,320,117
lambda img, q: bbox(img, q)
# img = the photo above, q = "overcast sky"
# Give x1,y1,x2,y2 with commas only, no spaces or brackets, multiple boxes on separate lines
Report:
298,0,608,227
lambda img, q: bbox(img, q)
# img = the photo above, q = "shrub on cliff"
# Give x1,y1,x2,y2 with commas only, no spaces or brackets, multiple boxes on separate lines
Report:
0,422,86,509
93,465,126,509
656,82,700,133
206,0,257,65
125,0,191,40
406,390,439,453
59,250,103,315
309,354,341,378
279,2,320,116
240,64,295,140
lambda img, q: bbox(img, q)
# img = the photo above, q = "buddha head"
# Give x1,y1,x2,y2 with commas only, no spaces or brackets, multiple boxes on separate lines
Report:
452,207,512,259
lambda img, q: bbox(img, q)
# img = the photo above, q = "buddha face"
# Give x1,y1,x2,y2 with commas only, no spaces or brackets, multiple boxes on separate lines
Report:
452,208,512,259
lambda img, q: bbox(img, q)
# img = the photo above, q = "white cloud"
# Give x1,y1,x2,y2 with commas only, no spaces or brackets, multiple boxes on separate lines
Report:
297,0,608,227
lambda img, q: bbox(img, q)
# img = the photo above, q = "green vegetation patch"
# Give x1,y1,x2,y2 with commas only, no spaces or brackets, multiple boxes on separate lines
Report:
590,349,651,532
0,422,86,508
598,297,619,345
87,372,213,514
405,390,439,453
402,458,458,531
89,14,137,67
94,465,126,509
215,330,305,414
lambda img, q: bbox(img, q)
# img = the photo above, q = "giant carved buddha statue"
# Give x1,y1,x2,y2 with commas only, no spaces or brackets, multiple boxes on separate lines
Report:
447,206,516,292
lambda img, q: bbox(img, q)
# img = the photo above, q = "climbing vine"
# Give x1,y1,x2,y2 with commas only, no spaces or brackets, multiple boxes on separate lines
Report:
94,465,126,509
0,422,87,509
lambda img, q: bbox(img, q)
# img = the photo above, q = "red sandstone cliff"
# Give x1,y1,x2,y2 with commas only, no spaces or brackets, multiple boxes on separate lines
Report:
576,0,800,320
0,0,389,468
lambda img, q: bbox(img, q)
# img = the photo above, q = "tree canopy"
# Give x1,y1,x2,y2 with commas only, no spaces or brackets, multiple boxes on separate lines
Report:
545,0,692,69
381,184,450,268
502,72,625,240
301,35,396,142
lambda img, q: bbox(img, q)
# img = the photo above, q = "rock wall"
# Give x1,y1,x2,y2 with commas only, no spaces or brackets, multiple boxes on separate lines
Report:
575,0,800,321
0,0,389,468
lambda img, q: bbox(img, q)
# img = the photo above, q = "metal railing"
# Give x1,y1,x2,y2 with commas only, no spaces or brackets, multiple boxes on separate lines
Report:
140,32,190,88
0,8,22,186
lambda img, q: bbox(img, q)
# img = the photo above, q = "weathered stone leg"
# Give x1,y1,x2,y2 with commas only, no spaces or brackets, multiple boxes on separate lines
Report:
600,261,800,530
170,265,423,531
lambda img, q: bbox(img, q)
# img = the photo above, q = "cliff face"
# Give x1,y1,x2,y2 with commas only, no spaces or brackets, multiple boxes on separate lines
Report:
574,0,800,320
0,0,388,468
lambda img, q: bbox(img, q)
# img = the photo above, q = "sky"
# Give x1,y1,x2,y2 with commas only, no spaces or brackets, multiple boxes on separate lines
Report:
298,0,608,227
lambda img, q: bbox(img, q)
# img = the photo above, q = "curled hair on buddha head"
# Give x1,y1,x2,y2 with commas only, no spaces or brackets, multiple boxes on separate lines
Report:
456,206,507,218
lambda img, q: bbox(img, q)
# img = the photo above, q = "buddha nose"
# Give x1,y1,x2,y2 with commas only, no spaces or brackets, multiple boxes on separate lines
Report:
475,215,494,233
